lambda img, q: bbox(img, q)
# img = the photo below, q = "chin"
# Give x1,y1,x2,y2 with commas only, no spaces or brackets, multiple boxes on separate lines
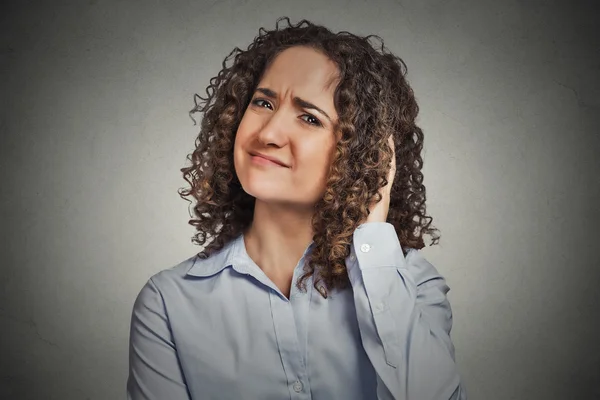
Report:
238,178,278,199
246,189,290,204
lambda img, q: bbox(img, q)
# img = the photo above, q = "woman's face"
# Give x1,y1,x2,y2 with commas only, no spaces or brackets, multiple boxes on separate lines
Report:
233,45,340,209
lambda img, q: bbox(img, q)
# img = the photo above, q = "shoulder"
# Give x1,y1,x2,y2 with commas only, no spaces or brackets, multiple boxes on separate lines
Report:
149,234,239,285
131,254,200,311
403,248,450,292
133,238,239,307
148,254,199,288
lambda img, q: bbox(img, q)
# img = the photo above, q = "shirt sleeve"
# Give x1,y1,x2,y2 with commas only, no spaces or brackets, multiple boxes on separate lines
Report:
346,222,467,400
127,277,191,400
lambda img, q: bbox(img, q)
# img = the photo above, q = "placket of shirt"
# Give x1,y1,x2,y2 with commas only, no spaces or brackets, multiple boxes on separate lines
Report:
269,268,312,400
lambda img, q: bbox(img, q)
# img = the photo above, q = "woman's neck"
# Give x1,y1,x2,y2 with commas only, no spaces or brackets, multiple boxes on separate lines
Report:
243,199,315,278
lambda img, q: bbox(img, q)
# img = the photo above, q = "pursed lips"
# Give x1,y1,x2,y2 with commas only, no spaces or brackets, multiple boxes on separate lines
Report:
250,152,289,167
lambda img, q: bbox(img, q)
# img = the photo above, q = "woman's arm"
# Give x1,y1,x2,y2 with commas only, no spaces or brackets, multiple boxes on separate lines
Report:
127,277,191,400
347,222,467,400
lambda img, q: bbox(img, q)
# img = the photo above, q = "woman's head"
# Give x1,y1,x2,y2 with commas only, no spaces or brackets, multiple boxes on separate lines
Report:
233,45,340,210
180,17,440,297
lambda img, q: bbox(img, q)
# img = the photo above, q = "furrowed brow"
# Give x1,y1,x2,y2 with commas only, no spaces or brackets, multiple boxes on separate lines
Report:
255,87,332,123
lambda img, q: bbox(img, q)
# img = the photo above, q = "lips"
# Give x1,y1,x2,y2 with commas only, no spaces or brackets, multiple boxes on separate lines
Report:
250,152,289,167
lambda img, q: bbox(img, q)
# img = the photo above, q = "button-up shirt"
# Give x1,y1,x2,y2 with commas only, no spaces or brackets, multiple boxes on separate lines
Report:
127,222,467,399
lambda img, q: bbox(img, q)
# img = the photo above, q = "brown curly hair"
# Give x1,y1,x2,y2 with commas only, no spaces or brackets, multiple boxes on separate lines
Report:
179,16,440,299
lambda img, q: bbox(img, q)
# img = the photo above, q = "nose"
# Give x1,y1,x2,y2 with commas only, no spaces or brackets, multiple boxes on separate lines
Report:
256,107,291,147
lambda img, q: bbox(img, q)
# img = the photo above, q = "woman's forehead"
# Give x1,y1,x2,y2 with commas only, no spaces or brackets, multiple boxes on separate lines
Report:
260,47,339,95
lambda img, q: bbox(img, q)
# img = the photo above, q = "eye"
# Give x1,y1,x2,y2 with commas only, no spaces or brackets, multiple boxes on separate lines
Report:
251,98,322,127
300,114,322,127
251,98,273,109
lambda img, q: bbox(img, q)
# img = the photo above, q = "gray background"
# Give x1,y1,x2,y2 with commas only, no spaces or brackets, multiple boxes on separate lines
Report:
1,0,599,399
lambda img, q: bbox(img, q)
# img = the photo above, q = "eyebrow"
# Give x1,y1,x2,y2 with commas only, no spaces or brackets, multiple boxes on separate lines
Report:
255,87,332,123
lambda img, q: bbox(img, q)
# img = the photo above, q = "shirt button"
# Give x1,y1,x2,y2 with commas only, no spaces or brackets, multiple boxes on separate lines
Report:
360,243,371,253
349,254,355,261
293,380,303,392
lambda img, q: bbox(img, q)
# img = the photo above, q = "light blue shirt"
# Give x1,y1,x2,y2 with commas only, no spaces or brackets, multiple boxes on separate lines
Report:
127,222,466,399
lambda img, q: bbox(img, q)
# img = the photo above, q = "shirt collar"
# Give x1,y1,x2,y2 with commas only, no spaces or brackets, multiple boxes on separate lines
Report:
186,233,315,278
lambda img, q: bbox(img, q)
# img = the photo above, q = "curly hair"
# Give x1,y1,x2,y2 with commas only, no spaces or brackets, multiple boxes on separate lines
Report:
179,16,440,299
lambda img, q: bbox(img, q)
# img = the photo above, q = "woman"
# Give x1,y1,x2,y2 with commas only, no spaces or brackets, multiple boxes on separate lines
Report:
127,17,466,400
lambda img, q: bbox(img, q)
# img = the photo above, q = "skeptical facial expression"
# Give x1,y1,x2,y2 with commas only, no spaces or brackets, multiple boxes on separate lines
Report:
233,46,340,208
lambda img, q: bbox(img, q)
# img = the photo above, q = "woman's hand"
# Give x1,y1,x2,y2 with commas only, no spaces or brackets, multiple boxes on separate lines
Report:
363,135,396,224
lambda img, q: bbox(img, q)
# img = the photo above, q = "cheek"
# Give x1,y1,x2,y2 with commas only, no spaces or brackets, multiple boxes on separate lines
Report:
298,141,335,178
233,136,247,179
233,119,252,157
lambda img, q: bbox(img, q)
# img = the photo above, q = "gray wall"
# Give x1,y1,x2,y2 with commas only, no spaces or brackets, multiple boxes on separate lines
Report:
1,0,598,399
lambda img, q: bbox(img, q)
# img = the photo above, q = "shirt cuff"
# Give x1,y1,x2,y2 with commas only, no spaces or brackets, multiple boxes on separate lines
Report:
350,221,406,264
